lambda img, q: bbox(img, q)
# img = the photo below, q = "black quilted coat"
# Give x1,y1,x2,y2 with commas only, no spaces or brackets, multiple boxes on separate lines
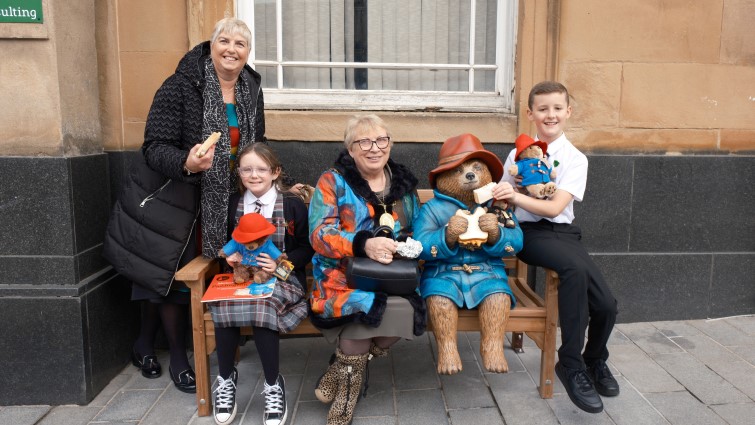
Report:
103,41,265,296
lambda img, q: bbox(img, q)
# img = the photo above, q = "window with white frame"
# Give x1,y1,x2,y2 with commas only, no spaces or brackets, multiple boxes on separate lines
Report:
237,0,517,112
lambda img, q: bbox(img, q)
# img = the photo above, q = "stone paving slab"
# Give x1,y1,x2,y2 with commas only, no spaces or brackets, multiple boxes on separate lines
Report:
709,402,755,425
4,316,754,425
0,406,50,425
652,352,750,405
644,391,728,425
609,344,684,393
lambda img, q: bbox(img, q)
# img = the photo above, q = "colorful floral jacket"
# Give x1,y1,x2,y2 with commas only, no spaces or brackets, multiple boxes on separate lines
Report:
308,150,425,332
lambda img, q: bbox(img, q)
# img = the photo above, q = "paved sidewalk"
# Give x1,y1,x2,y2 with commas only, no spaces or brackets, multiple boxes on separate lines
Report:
2,316,754,425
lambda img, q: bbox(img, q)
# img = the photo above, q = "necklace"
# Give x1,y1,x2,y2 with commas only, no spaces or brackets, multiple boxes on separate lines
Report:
375,176,395,229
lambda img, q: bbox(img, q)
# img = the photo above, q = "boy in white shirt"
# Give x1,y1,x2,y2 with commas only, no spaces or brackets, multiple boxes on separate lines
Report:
493,81,619,414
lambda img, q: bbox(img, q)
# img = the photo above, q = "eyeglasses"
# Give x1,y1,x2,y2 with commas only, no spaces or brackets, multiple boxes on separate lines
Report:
238,166,271,177
352,136,391,151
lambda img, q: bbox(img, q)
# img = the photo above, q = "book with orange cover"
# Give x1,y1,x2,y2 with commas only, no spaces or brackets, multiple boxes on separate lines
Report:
200,273,274,302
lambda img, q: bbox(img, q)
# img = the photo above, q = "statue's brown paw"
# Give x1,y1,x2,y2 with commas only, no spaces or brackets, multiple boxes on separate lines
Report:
436,344,463,375
481,342,509,373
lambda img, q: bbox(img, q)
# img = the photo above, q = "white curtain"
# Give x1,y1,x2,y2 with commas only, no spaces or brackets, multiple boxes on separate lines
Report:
252,0,497,91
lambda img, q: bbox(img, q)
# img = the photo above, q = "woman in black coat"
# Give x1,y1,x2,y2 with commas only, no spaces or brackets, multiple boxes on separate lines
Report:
106,18,268,396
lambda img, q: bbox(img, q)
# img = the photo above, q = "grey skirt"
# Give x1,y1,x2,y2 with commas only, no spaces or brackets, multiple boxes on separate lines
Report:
320,296,416,344
209,277,307,333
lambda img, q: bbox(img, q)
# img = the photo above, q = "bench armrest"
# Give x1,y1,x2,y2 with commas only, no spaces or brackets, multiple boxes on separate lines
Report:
175,255,219,299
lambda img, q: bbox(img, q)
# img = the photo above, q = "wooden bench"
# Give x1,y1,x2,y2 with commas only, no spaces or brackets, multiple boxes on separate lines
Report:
175,188,559,417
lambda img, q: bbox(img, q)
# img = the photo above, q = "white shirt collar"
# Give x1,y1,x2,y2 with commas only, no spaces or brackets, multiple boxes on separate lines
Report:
244,187,278,212
536,132,567,157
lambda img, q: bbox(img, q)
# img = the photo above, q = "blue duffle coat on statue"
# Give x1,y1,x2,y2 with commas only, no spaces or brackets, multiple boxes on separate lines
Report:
414,190,523,308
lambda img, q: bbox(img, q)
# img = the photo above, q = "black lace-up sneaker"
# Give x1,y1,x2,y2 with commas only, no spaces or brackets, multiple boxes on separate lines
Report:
555,362,603,413
262,374,287,425
213,373,237,425
587,359,620,397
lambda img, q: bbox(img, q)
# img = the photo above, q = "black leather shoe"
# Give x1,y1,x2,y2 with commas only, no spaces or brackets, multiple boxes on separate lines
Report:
131,349,162,379
555,362,603,413
587,359,620,397
170,366,197,393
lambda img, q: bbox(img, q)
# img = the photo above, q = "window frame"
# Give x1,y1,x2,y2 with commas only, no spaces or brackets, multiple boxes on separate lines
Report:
237,0,518,113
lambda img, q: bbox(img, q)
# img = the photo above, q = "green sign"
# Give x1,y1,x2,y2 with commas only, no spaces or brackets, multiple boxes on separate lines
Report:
0,0,43,24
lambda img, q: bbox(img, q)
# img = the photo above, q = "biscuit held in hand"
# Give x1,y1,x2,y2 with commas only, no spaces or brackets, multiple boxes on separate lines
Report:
195,132,221,157
473,182,496,204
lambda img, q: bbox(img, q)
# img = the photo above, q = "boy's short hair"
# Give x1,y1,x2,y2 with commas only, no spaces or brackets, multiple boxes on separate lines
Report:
528,81,570,110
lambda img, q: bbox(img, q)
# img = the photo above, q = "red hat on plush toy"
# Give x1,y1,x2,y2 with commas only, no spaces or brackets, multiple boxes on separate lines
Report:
513,133,549,161
232,213,276,243
428,133,503,188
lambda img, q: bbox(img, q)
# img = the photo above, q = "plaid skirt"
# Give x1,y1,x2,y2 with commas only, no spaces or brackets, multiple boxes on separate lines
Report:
208,276,307,333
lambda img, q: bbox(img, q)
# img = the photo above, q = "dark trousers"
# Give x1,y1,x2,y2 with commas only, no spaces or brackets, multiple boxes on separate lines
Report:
518,220,618,370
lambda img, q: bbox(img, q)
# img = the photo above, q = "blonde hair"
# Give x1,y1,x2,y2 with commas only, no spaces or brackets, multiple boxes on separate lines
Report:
343,114,392,149
210,18,252,46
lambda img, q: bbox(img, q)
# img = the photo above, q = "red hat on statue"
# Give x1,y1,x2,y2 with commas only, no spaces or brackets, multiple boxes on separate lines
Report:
428,133,503,188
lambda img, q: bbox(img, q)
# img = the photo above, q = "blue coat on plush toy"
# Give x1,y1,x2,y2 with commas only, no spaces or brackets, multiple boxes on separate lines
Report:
219,213,283,283
508,134,558,199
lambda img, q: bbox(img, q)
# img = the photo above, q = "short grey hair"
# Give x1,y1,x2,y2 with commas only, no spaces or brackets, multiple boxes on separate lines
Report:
210,18,252,46
343,114,392,149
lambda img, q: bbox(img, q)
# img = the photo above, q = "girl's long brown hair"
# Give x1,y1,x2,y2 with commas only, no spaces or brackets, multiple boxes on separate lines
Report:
235,143,292,194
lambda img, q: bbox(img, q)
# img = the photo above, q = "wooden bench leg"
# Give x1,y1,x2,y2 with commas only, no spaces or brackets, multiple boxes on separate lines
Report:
538,268,559,399
190,283,212,416
511,332,524,353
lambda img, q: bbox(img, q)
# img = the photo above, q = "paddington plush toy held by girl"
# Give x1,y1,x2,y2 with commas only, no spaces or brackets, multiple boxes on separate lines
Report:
219,213,287,284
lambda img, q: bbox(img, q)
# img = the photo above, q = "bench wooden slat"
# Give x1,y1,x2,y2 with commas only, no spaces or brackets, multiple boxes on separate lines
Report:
177,188,558,416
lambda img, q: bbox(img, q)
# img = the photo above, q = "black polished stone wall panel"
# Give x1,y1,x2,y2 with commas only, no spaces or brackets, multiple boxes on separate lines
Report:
575,156,633,252
593,254,712,323
0,295,86,404
0,157,74,256
71,155,110,254
630,156,755,252
0,154,139,405
0,256,76,286
84,273,140,397
711,254,755,317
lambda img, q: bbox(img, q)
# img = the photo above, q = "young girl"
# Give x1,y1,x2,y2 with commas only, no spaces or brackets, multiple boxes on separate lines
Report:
209,143,314,425
493,81,619,414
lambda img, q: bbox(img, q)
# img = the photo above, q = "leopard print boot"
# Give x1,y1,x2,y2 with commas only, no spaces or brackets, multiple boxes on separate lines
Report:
368,342,390,359
326,351,369,425
315,351,339,404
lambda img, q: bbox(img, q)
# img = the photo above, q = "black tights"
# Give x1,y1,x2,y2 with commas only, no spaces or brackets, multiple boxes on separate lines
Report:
133,301,191,374
216,326,280,385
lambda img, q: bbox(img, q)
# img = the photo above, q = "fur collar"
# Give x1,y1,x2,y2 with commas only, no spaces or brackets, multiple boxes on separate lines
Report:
333,149,418,204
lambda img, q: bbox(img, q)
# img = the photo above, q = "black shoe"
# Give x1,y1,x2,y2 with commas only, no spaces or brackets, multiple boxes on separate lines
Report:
555,362,603,413
213,373,237,425
587,359,620,397
263,374,287,425
169,366,197,394
131,348,161,379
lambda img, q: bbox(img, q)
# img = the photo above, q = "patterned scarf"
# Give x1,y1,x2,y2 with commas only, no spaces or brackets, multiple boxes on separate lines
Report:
200,58,259,256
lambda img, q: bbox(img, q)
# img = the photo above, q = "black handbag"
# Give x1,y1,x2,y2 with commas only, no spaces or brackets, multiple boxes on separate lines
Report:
344,226,420,295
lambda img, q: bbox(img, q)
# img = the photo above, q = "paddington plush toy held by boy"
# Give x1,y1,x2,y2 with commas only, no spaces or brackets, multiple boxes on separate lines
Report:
508,133,558,198
218,213,288,284
414,133,523,374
